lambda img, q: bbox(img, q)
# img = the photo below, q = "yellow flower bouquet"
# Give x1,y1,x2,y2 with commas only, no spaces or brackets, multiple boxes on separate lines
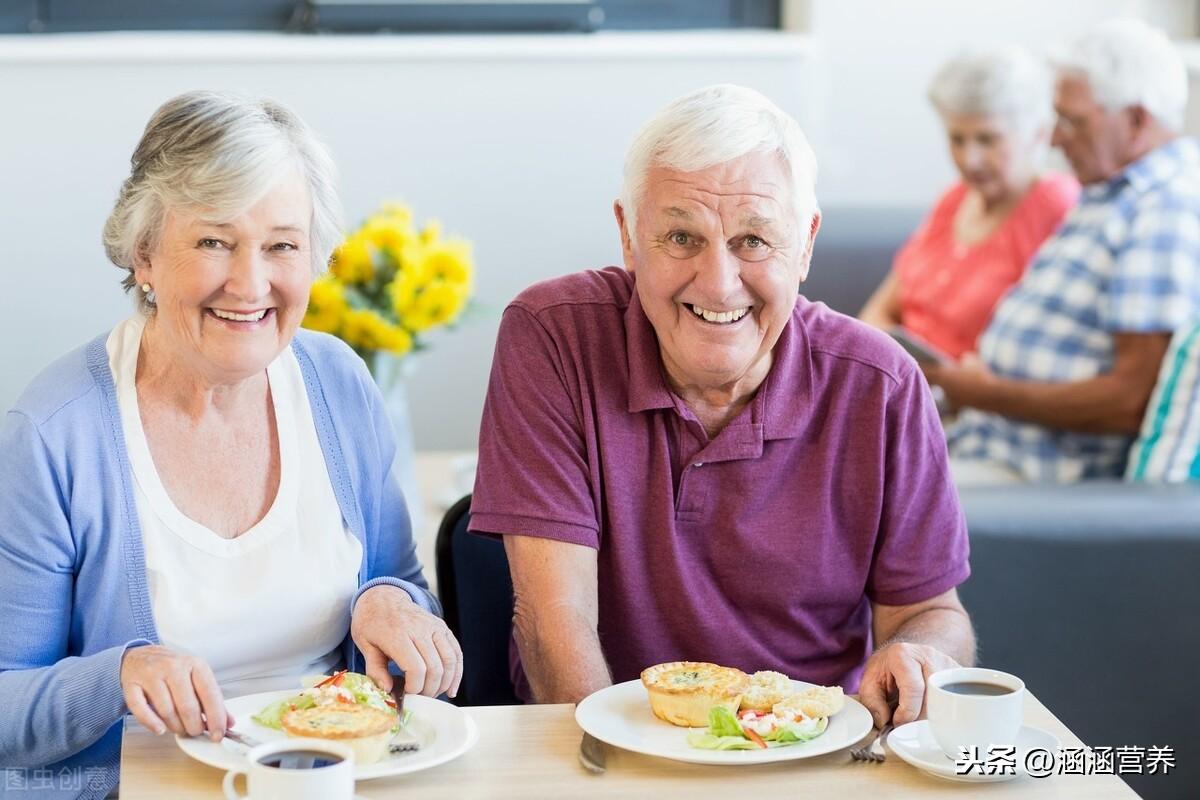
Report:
303,202,474,367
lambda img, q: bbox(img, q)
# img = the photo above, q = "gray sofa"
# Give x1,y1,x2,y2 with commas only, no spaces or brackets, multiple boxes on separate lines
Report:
811,209,1200,799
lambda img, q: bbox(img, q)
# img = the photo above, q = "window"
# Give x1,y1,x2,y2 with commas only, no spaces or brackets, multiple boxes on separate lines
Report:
1,1,781,34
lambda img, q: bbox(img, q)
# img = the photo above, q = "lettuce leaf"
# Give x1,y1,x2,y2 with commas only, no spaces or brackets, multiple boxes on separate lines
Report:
250,693,316,730
687,732,759,750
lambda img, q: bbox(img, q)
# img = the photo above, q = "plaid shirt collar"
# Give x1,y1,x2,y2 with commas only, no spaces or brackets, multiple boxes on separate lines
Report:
1083,137,1200,202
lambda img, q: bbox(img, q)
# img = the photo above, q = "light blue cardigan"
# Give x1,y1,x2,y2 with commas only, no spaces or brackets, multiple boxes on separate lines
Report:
0,329,438,800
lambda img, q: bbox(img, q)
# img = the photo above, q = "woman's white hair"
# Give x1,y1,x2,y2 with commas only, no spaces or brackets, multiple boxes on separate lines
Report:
103,90,343,312
928,46,1053,136
1052,18,1188,132
619,84,818,242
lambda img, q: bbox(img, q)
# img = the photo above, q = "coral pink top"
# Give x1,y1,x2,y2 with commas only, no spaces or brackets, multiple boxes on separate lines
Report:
894,173,1079,358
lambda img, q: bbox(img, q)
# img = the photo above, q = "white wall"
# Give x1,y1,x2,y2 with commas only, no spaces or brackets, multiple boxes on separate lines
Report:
0,32,816,449
2,2,1196,449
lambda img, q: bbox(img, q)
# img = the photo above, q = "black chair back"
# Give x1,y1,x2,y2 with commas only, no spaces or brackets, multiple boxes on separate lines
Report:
435,494,520,706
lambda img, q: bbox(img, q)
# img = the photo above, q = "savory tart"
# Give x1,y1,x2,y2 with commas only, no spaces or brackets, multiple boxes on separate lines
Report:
773,684,845,720
739,670,794,713
640,661,750,727
281,704,397,763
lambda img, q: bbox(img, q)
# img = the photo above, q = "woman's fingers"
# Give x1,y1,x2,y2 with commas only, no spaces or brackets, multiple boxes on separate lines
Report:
433,630,462,698
143,680,185,735
125,684,167,735
192,662,228,741
166,669,205,737
410,635,444,696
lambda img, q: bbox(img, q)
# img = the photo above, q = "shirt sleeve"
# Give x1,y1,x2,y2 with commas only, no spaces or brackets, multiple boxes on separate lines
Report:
866,364,971,606
0,411,135,768
1106,195,1200,332
469,304,600,548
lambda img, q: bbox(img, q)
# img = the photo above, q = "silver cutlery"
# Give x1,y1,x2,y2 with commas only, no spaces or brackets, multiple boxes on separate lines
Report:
849,723,892,763
578,732,607,774
388,682,421,754
222,728,263,749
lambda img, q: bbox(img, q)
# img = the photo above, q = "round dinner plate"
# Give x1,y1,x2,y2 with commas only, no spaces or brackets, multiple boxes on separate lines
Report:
887,720,1060,783
575,679,873,765
176,691,478,781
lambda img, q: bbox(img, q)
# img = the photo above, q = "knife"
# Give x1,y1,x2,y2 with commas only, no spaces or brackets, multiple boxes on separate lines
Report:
578,732,607,774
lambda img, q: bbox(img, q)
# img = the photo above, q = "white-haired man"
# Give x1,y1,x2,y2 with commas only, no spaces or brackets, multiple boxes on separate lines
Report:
927,20,1200,483
470,84,976,729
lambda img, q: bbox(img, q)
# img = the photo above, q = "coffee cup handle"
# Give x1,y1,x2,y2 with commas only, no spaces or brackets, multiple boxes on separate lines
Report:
222,768,249,800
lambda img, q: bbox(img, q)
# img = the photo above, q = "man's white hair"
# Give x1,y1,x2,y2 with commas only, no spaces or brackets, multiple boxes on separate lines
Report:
1053,18,1188,132
103,90,343,313
619,84,818,242
928,46,1053,136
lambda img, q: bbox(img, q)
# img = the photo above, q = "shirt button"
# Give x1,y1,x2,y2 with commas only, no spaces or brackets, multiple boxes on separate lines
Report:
693,462,704,467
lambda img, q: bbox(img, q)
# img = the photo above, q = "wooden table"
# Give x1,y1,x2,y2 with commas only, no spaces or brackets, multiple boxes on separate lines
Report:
120,692,1138,798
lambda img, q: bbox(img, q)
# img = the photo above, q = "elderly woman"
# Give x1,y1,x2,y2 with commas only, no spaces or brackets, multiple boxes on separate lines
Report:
860,47,1079,359
0,91,461,796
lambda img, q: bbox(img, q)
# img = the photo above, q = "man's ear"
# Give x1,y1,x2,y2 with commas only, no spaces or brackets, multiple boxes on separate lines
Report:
797,211,821,284
614,200,636,272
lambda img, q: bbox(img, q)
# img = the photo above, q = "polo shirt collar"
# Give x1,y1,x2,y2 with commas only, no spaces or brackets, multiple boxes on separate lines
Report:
623,285,815,442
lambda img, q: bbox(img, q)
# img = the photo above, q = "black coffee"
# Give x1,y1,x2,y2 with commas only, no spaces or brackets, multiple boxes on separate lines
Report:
257,751,344,770
940,681,1014,696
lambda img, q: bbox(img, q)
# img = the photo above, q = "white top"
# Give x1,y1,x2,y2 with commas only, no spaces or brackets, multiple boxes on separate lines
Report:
108,316,362,697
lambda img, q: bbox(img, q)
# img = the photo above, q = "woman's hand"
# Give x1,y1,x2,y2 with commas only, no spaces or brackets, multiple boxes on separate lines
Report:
120,645,231,740
351,585,463,699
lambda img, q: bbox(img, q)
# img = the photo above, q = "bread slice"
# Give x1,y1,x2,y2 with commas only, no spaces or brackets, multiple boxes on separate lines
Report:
281,704,397,763
640,661,749,727
739,670,794,712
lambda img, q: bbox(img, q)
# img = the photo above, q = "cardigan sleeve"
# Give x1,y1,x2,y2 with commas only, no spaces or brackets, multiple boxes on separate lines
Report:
351,361,441,617
0,410,144,767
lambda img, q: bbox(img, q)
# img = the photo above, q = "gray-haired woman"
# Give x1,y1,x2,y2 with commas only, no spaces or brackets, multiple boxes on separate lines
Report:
860,47,1080,360
0,91,461,798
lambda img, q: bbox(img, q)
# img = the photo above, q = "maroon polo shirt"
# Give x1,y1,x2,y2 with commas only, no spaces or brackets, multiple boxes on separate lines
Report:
470,267,969,695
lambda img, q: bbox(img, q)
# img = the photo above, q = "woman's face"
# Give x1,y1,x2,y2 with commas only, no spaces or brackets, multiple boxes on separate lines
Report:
942,113,1038,206
135,167,315,385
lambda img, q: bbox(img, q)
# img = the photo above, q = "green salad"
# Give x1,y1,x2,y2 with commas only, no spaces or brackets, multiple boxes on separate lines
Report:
251,670,399,730
687,706,829,750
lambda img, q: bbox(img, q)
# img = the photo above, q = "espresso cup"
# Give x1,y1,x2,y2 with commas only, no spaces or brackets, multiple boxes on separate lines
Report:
223,739,355,800
926,667,1025,760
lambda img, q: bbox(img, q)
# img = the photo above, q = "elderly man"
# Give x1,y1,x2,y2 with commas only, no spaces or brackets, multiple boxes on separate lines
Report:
470,84,975,729
927,20,1200,484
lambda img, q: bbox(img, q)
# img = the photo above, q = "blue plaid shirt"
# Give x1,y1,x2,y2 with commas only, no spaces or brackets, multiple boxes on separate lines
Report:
949,137,1200,482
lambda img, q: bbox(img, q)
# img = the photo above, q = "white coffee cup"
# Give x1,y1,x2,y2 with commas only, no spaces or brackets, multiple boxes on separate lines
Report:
223,739,355,800
926,667,1025,760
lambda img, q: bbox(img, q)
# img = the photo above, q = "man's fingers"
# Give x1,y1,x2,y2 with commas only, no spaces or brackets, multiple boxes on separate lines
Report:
361,644,394,695
126,685,167,735
857,669,892,729
891,654,927,727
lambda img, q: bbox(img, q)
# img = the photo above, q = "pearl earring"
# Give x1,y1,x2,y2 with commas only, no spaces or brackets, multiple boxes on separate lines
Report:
141,283,151,293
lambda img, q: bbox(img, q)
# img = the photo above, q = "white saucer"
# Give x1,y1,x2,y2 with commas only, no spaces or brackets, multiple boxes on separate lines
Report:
887,720,1060,783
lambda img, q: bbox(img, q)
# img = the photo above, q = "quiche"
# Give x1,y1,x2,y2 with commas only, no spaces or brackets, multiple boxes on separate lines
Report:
640,661,750,727
281,704,397,764
739,670,795,713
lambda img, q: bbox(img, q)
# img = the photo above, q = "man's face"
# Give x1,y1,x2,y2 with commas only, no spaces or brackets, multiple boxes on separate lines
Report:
617,151,818,395
1052,74,1137,185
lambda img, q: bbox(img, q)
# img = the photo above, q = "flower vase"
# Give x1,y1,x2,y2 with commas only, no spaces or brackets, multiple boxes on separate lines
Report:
371,352,424,540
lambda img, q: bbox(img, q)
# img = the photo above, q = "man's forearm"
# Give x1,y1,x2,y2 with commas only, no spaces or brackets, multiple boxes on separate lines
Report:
960,373,1146,434
513,603,612,704
880,607,977,668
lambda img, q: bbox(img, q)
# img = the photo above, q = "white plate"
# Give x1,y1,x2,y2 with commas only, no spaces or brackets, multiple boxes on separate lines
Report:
887,720,1060,783
176,691,478,781
575,679,873,765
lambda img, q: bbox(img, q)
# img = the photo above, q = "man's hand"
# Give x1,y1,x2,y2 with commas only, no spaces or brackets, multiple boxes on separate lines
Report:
351,585,463,698
120,645,231,740
922,352,993,410
858,642,961,728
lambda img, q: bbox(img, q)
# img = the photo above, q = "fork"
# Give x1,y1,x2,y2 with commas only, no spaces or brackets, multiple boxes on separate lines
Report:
387,682,421,754
849,723,893,763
